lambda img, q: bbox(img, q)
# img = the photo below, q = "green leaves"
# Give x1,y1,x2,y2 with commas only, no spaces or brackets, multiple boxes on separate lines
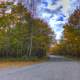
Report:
0,2,53,57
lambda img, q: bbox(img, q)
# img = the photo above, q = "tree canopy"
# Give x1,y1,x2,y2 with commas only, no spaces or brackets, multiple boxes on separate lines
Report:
51,9,80,58
0,2,54,58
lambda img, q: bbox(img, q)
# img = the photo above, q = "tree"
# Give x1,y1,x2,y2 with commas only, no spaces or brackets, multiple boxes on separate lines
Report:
0,2,54,58
63,9,80,57
32,19,53,57
51,9,80,58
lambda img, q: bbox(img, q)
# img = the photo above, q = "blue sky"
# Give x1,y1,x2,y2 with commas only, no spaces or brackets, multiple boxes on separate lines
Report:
35,0,79,40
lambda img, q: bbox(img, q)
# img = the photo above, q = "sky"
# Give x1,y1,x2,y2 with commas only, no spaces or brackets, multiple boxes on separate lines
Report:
21,0,79,40
0,0,79,40
35,0,79,40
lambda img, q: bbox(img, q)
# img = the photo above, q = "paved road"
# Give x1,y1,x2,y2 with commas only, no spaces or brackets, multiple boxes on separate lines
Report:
0,57,80,80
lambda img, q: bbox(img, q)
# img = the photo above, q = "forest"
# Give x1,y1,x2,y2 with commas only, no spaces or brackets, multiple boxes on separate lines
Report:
0,1,80,59
0,2,53,58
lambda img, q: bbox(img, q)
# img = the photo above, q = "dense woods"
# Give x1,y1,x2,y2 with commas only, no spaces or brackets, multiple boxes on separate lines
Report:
0,2,53,58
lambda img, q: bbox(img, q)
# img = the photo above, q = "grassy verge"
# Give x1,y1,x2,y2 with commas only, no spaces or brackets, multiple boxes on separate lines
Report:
63,55,80,61
0,56,48,61
50,54,80,61
0,56,47,69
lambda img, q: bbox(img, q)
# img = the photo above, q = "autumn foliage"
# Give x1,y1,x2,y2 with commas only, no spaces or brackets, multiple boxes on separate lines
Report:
51,9,80,58
0,2,53,58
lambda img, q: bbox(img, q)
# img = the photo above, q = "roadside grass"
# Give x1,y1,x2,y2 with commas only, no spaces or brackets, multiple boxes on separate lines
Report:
0,56,47,69
0,56,48,61
64,56,80,61
0,61,39,68
50,54,80,61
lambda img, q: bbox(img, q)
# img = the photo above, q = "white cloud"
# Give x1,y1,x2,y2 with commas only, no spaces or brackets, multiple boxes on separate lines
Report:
36,0,78,40
61,0,70,13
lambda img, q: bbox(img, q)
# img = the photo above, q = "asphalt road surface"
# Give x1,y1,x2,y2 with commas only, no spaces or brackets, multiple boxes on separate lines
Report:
0,56,80,80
